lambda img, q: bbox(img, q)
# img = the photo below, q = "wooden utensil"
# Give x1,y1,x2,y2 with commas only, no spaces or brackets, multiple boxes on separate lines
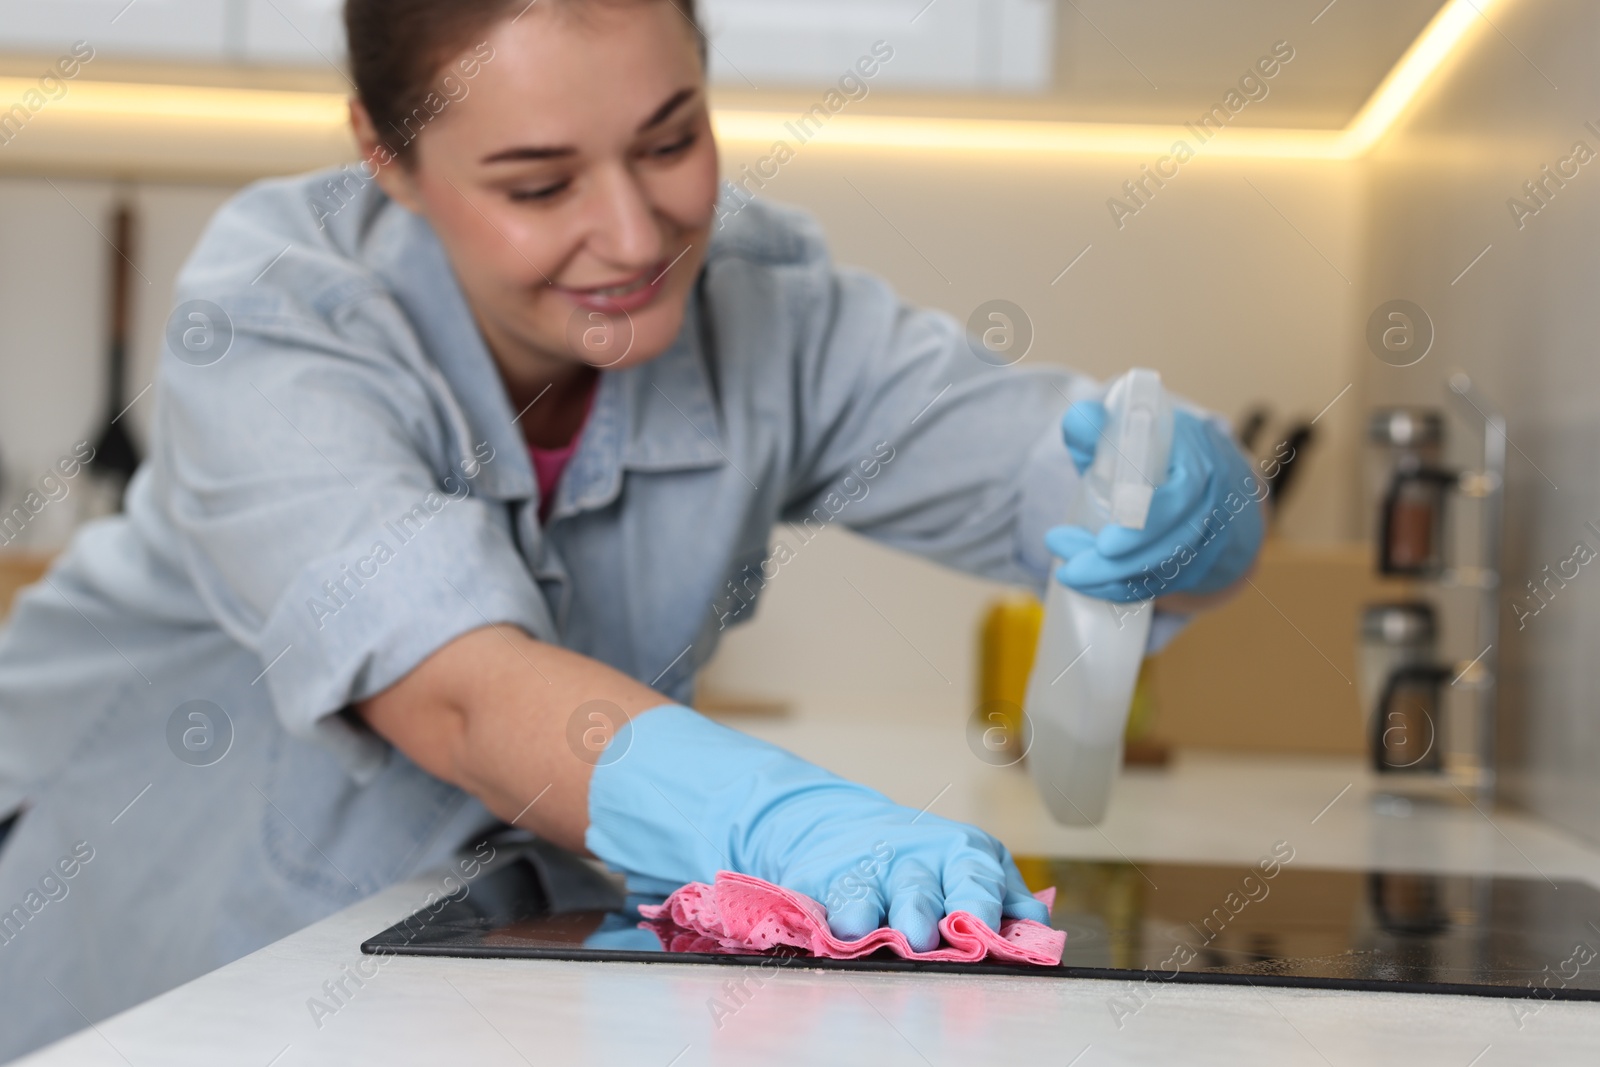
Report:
87,199,142,507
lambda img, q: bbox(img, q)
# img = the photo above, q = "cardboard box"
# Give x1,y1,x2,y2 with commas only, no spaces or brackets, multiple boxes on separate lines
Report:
1150,541,1414,756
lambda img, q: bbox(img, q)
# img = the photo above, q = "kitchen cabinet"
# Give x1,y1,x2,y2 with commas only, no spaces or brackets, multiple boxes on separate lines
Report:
702,0,1056,91
0,0,1056,92
239,0,344,68
0,0,234,61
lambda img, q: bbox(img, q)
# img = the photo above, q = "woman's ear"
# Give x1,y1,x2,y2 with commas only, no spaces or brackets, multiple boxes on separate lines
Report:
348,98,425,214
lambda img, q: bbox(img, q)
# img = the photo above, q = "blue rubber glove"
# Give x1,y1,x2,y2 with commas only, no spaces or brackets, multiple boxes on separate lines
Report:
586,705,1050,952
1047,400,1264,603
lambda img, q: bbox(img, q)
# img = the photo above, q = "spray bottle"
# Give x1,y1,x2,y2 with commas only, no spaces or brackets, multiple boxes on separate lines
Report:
1025,369,1173,825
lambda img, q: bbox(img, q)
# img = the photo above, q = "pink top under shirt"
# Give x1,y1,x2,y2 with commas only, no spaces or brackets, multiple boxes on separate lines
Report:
527,380,598,523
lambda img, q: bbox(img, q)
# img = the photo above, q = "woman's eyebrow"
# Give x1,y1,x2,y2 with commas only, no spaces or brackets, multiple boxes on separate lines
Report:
481,143,576,164
638,87,698,132
479,88,699,165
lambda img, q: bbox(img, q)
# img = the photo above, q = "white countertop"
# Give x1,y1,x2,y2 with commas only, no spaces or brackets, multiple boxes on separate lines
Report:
18,703,1600,1066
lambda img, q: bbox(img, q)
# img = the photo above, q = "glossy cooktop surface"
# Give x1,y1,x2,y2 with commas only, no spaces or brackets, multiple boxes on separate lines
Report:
363,842,1600,1001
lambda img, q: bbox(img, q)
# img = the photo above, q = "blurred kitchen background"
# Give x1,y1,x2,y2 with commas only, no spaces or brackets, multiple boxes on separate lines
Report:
0,1,1595,844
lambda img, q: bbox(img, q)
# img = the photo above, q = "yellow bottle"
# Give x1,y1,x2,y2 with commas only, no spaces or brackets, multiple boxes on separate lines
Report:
975,594,1044,761
975,595,1161,764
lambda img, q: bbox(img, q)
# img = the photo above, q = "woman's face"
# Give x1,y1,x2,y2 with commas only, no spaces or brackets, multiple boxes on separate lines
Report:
363,2,719,377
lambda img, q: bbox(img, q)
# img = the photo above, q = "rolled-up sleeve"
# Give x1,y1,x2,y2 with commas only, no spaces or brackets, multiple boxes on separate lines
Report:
158,285,550,776
776,252,1192,653
781,261,1099,591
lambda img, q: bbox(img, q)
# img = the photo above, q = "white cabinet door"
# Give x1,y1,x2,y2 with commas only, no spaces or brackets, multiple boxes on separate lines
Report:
701,0,1056,92
0,0,1054,91
240,0,345,68
0,0,231,60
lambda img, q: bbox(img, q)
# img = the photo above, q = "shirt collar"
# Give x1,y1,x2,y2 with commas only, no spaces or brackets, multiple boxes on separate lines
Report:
555,290,730,519
370,203,534,501
372,203,727,512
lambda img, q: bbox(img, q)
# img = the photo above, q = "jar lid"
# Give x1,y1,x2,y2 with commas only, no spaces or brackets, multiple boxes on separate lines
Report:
1361,602,1437,644
1369,408,1445,448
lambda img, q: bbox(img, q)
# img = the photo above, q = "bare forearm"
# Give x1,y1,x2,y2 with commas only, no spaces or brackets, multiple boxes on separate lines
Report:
355,624,666,853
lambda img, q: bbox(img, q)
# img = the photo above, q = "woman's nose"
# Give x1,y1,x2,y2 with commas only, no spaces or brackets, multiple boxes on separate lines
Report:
585,166,664,268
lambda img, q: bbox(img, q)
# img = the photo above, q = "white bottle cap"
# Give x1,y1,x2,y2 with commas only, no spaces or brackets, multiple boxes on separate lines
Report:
1104,369,1170,530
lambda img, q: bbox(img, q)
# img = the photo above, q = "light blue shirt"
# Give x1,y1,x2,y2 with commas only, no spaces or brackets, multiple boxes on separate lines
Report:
0,169,1107,1056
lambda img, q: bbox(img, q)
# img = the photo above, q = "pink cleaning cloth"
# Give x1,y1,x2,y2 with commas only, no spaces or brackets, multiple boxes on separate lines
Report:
637,871,1065,966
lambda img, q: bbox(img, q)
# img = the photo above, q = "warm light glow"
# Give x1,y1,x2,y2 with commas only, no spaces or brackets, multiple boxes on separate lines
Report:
0,0,1507,165
0,77,348,128
1336,0,1503,157
712,111,1352,161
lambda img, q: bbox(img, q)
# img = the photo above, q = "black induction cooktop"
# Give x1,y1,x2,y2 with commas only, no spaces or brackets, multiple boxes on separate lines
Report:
362,840,1600,1002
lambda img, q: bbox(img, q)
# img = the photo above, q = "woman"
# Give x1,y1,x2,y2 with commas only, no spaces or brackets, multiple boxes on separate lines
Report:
0,0,1262,1056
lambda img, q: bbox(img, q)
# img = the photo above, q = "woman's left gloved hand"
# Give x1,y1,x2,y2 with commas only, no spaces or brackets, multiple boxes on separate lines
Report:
1045,400,1265,603
586,706,1049,952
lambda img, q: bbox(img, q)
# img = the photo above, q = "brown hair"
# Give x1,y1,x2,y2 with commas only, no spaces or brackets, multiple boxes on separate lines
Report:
346,0,703,160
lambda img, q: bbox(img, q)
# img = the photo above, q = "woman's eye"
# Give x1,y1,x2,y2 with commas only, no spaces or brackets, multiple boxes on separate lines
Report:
509,182,569,203
649,132,697,159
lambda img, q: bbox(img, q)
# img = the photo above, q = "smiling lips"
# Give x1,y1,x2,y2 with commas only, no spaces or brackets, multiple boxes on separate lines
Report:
554,257,673,314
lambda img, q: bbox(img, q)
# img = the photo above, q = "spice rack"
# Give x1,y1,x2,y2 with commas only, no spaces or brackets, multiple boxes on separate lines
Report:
1362,374,1505,801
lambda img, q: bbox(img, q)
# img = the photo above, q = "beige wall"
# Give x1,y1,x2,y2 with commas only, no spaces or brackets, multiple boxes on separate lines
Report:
0,180,235,546
1360,0,1600,842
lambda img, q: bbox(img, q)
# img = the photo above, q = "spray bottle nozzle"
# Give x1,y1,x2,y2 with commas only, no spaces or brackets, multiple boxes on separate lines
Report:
1087,368,1173,532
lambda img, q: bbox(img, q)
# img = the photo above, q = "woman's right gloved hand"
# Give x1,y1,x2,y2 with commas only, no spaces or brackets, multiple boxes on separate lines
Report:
1049,401,1264,602
585,705,1049,952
